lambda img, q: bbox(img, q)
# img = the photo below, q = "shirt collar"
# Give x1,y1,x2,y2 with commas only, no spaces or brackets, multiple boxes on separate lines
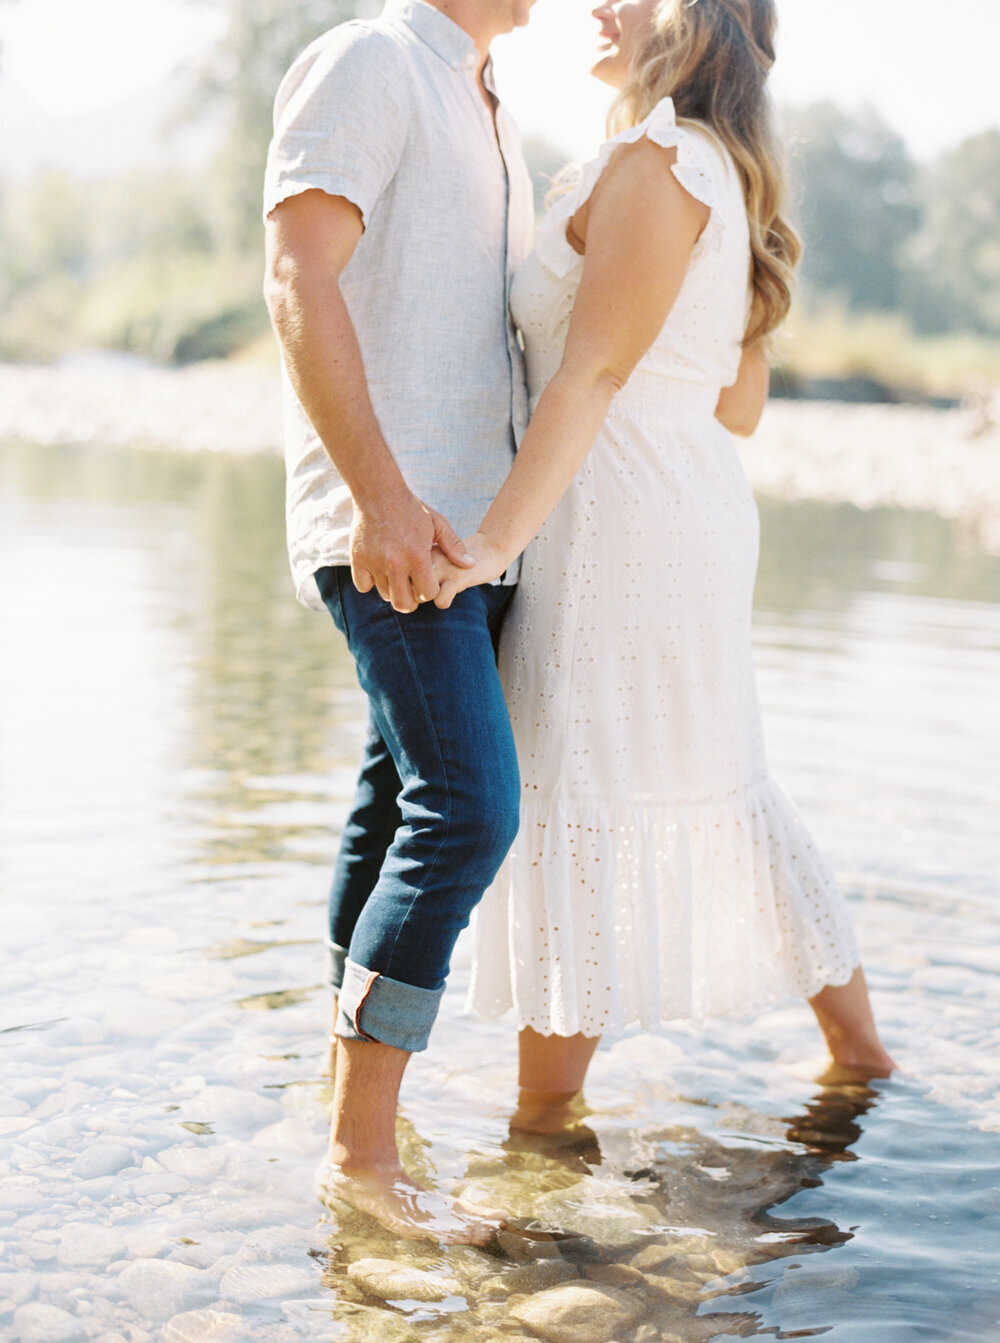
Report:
385,0,481,71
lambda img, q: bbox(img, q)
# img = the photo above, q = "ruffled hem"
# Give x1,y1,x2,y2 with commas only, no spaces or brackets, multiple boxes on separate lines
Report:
467,777,860,1038
534,96,728,280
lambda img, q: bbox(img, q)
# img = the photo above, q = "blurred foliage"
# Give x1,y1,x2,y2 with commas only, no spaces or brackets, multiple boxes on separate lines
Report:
775,302,1000,400
784,103,920,313
183,0,360,250
0,0,997,393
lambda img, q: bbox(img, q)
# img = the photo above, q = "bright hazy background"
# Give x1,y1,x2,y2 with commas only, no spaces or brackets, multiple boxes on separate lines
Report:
2,0,998,394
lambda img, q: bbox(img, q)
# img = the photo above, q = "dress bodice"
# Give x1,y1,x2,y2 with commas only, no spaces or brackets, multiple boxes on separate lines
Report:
510,97,752,407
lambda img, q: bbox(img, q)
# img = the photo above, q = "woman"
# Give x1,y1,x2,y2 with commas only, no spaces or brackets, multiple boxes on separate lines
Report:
434,0,896,1111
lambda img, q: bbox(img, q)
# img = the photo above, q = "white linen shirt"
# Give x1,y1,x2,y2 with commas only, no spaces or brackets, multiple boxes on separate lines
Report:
263,0,533,610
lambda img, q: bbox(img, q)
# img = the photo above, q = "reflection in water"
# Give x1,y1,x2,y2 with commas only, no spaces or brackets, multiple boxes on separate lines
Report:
2,439,1000,1342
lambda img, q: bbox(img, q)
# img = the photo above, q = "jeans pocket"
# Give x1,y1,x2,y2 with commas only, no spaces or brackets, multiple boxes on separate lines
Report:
315,566,351,641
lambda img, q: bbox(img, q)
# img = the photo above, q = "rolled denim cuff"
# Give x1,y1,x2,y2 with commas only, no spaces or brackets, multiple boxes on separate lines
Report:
327,939,347,991
335,957,445,1054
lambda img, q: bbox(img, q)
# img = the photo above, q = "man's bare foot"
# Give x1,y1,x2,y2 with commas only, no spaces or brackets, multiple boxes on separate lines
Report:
319,1163,505,1245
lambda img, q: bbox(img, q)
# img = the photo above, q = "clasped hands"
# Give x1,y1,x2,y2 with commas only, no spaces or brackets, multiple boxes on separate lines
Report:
430,531,507,608
349,491,508,613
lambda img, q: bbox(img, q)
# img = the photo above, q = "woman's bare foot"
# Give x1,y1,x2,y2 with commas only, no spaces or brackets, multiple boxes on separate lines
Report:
817,1054,897,1087
319,1162,505,1245
510,1087,592,1135
808,967,898,1078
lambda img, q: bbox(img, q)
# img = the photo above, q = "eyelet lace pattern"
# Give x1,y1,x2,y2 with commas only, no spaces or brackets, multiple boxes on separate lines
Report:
469,98,860,1038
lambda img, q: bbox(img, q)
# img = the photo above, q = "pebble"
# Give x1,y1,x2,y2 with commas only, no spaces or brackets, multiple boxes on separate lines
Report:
130,1173,190,1198
533,1181,661,1249
56,1224,126,1268
118,1259,215,1323
328,1301,425,1343
161,1309,244,1343
0,1271,38,1305
494,1260,580,1294
346,1258,463,1304
642,1271,704,1306
509,1282,646,1343
183,1087,283,1135
12,1302,85,1342
217,1263,318,1303
157,1145,229,1181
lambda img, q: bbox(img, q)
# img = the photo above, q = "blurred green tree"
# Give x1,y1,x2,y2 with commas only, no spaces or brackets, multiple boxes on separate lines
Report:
782,102,920,312
905,130,1000,336
186,0,361,250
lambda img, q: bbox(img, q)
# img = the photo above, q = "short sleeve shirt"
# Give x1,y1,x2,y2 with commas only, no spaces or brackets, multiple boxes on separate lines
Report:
264,0,533,609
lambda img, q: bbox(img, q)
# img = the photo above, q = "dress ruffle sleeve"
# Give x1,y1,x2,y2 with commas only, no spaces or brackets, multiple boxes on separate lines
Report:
534,96,729,279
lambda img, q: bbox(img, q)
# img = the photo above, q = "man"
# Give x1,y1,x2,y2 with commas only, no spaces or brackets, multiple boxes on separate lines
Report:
263,0,535,1242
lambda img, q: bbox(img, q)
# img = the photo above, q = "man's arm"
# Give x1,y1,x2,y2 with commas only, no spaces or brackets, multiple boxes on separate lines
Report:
264,188,471,612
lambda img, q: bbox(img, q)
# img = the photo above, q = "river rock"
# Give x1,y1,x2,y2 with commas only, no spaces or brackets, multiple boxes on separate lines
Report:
119,1259,214,1322
71,1144,135,1181
346,1258,462,1303
12,1302,84,1342
583,1262,647,1289
218,1263,318,1303
56,1224,126,1268
331,1302,426,1343
161,1309,244,1343
0,1271,38,1305
642,1271,703,1306
157,1145,229,1180
630,1243,683,1274
185,1086,282,1134
131,1172,190,1198
534,1181,661,1249
496,1260,580,1294
509,1282,646,1343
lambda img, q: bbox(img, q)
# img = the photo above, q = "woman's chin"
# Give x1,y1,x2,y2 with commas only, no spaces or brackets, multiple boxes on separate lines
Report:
589,53,625,88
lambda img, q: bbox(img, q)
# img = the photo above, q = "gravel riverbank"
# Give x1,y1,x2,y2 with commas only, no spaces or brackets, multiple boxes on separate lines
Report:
2,361,998,549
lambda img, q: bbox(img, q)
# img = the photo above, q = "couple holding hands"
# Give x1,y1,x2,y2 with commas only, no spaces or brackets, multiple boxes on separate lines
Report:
264,0,895,1244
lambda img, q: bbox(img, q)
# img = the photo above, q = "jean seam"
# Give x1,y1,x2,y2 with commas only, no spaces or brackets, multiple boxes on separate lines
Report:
333,568,352,641
378,604,453,983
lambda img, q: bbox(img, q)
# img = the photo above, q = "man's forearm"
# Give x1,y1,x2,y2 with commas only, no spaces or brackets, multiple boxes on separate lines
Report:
267,270,409,509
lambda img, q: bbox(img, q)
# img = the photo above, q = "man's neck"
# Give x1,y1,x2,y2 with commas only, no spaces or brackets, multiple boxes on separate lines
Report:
421,0,497,70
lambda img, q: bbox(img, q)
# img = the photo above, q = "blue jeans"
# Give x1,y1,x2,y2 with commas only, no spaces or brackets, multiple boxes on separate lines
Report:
315,567,519,1053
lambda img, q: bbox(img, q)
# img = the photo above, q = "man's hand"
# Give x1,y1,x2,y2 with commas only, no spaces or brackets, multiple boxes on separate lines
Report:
350,490,474,612
432,532,510,609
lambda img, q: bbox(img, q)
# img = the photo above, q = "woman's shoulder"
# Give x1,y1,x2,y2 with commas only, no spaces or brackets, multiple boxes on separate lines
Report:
600,99,733,219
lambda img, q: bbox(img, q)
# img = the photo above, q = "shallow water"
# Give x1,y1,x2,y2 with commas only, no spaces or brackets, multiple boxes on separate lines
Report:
1,439,999,1343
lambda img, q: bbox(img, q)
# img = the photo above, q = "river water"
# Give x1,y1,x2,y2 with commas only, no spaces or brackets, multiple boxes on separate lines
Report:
1,438,999,1343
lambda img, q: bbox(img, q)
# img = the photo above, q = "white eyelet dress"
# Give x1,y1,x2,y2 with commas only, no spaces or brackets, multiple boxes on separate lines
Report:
468,98,860,1039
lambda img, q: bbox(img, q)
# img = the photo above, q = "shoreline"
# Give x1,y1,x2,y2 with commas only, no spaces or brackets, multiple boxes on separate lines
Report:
2,361,998,550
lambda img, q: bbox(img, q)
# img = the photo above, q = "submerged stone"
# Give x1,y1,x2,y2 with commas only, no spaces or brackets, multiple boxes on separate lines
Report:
11,1302,84,1343
509,1282,645,1343
347,1257,462,1303
71,1144,134,1181
218,1263,318,1303
161,1309,244,1343
56,1223,126,1268
119,1258,214,1322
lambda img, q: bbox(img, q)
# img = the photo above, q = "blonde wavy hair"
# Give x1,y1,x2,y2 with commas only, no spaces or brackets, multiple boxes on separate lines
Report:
609,0,801,343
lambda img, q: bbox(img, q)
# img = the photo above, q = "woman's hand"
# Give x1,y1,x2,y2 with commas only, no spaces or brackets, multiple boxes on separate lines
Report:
432,532,510,608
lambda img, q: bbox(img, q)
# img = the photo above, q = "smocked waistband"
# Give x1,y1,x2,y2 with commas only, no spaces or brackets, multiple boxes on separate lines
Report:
529,371,721,419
